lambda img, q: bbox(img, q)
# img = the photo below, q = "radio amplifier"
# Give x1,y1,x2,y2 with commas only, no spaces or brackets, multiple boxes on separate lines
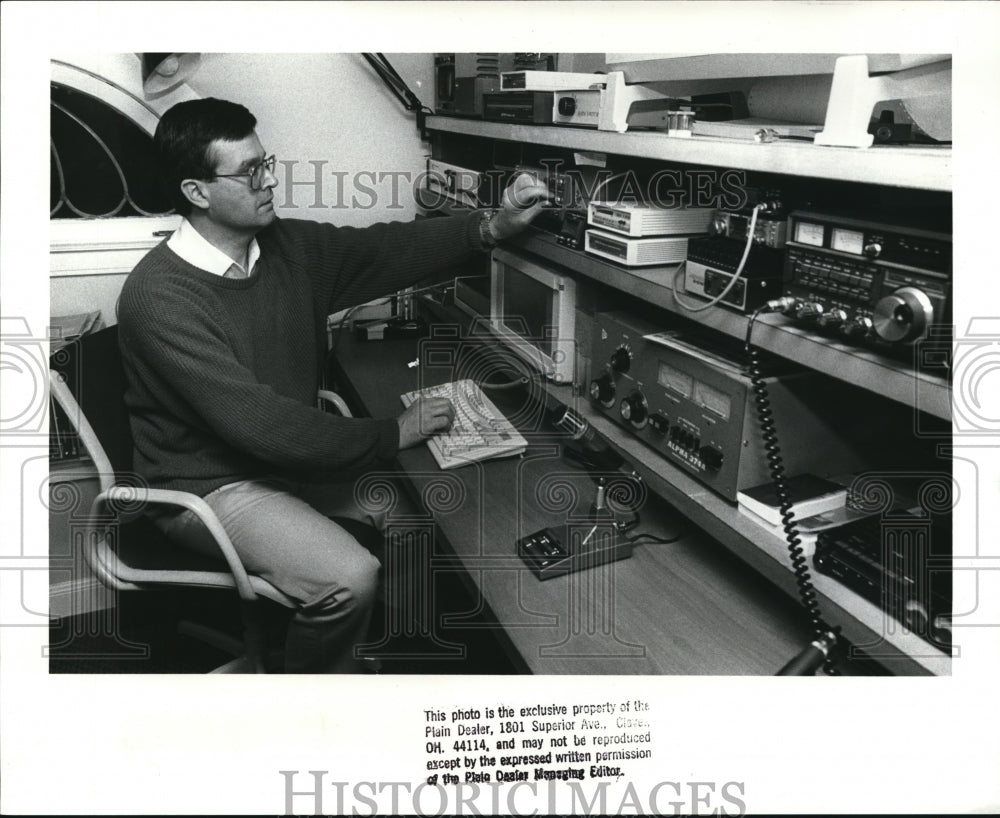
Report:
589,311,912,500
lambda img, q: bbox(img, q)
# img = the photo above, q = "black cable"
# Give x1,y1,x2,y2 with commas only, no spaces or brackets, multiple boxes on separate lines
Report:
745,306,840,676
625,531,685,546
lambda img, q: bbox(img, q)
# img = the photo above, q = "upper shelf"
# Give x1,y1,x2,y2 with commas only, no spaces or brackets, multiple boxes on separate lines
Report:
425,115,952,193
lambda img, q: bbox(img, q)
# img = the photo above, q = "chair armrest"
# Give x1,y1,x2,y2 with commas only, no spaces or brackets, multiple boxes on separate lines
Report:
90,486,257,601
317,388,353,417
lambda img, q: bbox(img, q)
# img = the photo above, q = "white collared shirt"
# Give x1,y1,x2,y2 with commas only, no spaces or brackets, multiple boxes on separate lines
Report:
167,218,261,277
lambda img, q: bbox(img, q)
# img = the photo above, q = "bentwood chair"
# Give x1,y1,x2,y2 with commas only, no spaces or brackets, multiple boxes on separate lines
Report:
49,326,371,673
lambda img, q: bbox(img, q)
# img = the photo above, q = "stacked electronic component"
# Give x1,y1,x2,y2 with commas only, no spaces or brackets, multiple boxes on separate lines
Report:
584,202,715,267
683,204,789,312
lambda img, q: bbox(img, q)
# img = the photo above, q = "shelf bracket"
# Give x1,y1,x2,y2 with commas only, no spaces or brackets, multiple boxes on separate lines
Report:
598,71,676,134
815,54,951,149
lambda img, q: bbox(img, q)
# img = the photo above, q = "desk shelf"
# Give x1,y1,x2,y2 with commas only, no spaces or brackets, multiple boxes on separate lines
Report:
509,229,951,420
426,115,952,193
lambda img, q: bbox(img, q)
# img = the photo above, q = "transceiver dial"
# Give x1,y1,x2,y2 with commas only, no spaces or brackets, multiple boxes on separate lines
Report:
589,373,616,407
873,286,934,343
609,346,632,374
619,391,648,428
864,242,882,259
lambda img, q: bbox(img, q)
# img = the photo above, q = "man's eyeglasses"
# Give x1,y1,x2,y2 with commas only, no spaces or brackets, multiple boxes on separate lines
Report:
208,155,276,191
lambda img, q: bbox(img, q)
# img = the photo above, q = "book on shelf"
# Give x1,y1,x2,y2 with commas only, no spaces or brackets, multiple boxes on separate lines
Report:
736,474,847,527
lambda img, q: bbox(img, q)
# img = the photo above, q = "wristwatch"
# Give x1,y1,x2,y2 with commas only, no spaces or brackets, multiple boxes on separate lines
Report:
478,209,499,250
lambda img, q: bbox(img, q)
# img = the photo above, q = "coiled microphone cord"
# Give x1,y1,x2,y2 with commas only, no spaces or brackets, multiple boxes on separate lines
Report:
746,301,840,676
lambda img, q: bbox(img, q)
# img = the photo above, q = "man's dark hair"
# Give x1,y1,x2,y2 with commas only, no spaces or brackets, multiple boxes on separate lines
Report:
154,98,257,216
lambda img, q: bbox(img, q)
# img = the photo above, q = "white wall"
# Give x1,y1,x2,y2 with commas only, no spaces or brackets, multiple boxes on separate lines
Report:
50,53,435,323
187,53,434,227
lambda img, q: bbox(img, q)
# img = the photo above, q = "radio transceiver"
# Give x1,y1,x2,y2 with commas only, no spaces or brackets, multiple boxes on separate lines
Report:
585,230,692,267
588,202,716,237
783,211,951,350
589,311,909,500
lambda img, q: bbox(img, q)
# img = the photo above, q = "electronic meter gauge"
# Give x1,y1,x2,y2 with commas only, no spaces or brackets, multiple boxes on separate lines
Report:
657,361,692,398
794,221,825,247
831,228,864,255
693,381,732,420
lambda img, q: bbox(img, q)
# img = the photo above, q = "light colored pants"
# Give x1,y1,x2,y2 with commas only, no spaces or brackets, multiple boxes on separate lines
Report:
152,475,401,673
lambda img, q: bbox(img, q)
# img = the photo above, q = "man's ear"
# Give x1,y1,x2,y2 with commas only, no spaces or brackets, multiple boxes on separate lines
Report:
180,178,211,212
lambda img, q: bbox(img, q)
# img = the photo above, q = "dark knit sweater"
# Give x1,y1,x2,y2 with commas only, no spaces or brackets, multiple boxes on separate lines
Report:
118,213,484,496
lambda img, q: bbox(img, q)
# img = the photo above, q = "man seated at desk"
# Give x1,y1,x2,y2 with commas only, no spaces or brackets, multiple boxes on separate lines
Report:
117,98,548,673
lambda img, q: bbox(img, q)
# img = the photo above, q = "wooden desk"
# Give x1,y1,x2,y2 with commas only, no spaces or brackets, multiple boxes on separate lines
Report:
330,332,815,675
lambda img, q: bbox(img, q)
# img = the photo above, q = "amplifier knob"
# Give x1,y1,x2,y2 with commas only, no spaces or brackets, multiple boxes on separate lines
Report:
609,346,631,374
873,286,934,343
795,301,825,320
817,308,848,330
620,391,648,427
863,242,882,260
710,217,727,235
557,96,577,116
589,373,616,407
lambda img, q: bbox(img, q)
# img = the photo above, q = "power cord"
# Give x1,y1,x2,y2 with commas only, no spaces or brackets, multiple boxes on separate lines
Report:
745,298,840,675
672,204,764,313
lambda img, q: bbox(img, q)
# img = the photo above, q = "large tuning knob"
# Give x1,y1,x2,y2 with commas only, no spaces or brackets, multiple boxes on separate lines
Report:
873,287,934,343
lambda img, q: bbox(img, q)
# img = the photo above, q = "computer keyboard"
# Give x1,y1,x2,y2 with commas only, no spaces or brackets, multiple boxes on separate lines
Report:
400,379,528,470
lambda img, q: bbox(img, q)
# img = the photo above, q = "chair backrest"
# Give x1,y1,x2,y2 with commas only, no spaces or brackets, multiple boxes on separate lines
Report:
50,325,133,491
